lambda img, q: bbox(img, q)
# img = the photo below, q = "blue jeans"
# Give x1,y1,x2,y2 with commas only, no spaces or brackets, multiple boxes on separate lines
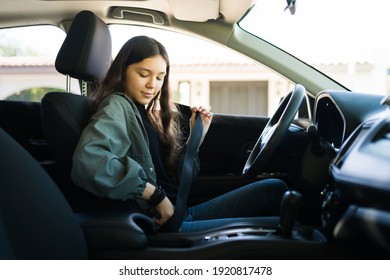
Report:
180,178,288,232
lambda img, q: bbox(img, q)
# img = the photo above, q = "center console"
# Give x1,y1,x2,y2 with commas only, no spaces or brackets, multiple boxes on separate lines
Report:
79,190,352,259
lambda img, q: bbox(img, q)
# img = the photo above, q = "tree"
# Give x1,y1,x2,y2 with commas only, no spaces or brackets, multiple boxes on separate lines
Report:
6,87,64,102
0,33,39,56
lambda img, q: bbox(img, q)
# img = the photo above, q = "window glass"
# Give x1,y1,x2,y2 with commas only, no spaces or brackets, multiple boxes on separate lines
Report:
0,25,80,102
109,25,293,116
240,0,390,94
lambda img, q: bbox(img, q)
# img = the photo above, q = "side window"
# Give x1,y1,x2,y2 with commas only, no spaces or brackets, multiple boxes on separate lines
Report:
0,25,80,102
110,25,293,117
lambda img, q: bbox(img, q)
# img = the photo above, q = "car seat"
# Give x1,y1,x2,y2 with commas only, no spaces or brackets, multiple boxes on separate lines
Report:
0,125,158,259
41,10,137,212
0,127,88,259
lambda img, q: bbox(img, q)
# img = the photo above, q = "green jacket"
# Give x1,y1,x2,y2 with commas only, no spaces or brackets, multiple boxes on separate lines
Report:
71,92,199,214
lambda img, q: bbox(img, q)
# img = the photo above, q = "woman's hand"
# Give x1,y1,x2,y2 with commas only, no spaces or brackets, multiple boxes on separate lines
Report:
189,106,213,147
142,183,174,227
154,197,174,227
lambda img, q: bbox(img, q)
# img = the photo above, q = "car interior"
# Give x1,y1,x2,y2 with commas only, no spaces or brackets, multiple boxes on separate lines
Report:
1,0,390,260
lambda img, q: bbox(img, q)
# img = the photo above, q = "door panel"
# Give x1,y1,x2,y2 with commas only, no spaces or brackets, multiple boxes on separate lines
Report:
198,113,268,175
189,113,270,204
0,100,57,174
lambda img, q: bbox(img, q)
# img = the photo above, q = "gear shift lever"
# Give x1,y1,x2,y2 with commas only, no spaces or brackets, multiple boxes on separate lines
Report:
279,190,304,236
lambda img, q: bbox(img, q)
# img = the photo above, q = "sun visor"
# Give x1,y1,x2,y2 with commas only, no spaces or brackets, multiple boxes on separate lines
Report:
168,0,219,22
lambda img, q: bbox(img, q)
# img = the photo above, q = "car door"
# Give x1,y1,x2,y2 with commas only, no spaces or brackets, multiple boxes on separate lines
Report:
189,113,269,204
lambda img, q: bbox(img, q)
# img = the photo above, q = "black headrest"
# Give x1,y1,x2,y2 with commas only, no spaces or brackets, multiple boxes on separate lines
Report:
55,10,112,82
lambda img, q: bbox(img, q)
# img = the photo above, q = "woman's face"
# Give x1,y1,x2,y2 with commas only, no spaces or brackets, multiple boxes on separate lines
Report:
124,54,167,105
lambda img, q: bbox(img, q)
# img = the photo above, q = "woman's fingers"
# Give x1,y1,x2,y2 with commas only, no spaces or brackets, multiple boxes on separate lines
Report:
191,106,213,119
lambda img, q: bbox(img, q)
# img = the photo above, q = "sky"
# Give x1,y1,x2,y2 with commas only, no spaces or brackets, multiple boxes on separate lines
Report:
240,0,390,64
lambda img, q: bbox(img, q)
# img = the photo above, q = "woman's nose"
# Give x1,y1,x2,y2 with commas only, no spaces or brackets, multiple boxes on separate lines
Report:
146,77,156,89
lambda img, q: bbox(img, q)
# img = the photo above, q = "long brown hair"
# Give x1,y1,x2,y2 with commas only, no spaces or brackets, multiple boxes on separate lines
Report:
93,35,183,178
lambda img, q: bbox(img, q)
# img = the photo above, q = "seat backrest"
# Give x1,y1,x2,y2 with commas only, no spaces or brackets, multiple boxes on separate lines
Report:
42,91,93,178
42,10,111,178
41,11,137,212
0,127,88,260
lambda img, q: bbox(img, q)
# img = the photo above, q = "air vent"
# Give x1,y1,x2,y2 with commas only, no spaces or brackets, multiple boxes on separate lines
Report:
333,123,365,169
373,123,390,142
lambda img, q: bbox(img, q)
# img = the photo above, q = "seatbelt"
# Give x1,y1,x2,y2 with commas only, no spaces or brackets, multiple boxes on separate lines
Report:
159,113,203,232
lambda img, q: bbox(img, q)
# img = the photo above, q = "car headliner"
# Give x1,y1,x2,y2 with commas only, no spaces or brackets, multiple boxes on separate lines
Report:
0,0,254,27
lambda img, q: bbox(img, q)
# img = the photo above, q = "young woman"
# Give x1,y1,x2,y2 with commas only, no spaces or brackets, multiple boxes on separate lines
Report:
71,36,288,232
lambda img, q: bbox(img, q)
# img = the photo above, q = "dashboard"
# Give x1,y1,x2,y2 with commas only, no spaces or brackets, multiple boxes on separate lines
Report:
332,112,390,206
314,90,390,256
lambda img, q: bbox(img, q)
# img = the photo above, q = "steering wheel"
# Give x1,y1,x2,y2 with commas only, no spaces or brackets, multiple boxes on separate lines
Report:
242,84,306,179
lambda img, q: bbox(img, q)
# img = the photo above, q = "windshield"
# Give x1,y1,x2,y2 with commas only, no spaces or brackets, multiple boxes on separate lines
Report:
240,0,390,94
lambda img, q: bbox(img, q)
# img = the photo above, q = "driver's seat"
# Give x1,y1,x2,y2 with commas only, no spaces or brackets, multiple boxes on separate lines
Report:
41,10,137,212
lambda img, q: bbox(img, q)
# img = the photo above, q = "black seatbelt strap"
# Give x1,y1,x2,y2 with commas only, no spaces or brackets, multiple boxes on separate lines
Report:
159,113,203,232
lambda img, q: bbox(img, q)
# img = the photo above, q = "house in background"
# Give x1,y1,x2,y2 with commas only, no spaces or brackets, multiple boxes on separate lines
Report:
0,54,291,116
1,51,389,116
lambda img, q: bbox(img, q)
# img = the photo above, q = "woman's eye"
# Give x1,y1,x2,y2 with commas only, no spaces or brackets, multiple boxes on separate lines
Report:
157,75,165,81
139,72,148,78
